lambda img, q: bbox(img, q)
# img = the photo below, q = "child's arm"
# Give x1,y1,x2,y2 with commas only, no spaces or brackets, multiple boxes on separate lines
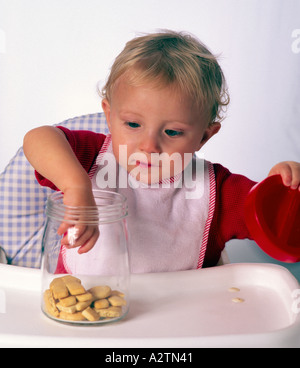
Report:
23,126,99,253
268,161,300,191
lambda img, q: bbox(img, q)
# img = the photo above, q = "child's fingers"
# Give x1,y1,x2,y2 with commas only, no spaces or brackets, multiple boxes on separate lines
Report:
268,161,300,190
61,224,99,252
57,222,73,237
60,224,86,247
280,162,300,190
289,162,300,190
77,227,100,254
280,164,293,187
70,225,98,249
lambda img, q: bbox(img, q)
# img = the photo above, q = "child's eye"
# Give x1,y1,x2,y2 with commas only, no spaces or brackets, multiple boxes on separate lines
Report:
126,122,140,129
165,129,183,137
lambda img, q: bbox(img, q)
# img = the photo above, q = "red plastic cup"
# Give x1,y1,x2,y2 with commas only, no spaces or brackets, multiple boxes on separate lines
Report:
245,175,300,262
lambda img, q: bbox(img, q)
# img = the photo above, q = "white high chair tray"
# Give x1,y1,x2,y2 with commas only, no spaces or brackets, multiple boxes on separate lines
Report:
0,263,300,348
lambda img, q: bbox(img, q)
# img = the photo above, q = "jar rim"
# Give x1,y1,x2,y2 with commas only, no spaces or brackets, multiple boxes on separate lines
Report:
46,189,128,224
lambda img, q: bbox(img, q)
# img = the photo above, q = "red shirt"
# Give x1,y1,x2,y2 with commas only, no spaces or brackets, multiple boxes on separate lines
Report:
36,127,256,267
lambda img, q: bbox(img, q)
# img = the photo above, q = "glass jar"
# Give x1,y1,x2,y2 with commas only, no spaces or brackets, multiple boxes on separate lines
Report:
41,189,130,325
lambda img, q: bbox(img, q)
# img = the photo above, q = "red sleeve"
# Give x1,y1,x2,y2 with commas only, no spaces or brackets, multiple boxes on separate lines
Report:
35,126,106,190
203,163,257,267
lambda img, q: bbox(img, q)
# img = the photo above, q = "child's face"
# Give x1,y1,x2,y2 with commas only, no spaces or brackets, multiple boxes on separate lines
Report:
102,77,220,184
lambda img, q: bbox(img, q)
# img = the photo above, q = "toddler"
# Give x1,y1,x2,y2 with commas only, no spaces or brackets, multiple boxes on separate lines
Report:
23,31,300,273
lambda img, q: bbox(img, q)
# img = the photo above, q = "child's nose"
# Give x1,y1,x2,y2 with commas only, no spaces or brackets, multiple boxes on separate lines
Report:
139,132,161,154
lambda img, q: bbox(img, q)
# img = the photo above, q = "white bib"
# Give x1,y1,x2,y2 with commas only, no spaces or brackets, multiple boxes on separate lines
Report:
62,135,216,274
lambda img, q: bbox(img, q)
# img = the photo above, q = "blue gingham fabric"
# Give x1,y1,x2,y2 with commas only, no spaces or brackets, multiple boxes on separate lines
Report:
0,112,109,268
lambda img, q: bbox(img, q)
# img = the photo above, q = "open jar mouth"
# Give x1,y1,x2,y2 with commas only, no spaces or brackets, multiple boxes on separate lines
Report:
46,189,128,225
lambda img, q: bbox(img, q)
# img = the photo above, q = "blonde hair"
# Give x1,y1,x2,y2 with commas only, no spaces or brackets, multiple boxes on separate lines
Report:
101,30,229,125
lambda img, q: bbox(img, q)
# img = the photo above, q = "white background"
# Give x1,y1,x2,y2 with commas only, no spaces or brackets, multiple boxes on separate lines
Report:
0,0,299,179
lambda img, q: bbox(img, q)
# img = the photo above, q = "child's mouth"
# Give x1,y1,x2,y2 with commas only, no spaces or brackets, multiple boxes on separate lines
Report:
136,160,153,169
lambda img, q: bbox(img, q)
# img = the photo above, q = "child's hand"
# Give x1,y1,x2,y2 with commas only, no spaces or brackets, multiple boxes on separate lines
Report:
23,126,100,253
268,161,300,191
57,187,100,254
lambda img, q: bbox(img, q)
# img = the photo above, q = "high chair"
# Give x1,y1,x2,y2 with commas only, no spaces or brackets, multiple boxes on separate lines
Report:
0,112,109,267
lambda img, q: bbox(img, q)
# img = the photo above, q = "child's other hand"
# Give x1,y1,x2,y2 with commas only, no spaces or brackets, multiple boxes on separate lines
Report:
57,187,100,254
268,161,300,191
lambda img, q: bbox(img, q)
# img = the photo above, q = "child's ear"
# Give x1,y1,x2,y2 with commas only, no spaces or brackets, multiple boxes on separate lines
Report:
198,122,221,150
102,99,111,131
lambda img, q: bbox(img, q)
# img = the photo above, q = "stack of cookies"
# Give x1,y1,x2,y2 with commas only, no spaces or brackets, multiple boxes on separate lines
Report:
43,275,126,323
